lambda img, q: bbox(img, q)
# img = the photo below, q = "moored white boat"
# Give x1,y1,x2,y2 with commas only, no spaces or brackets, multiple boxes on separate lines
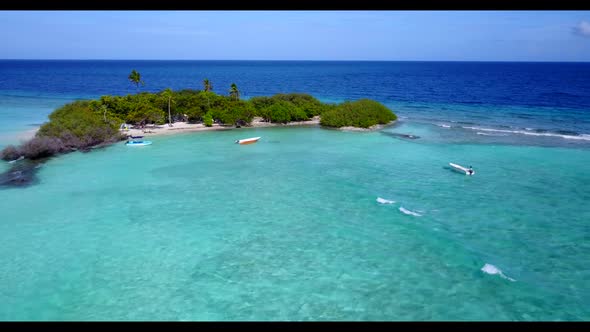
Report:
235,136,261,145
449,162,475,175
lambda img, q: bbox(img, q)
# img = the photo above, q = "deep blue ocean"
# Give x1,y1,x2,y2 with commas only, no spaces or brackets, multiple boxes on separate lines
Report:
0,61,589,320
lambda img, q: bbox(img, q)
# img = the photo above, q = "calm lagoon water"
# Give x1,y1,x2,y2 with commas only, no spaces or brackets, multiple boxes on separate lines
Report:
0,61,589,320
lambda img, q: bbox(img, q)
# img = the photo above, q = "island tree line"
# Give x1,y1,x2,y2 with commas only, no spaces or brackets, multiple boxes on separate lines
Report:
1,70,396,161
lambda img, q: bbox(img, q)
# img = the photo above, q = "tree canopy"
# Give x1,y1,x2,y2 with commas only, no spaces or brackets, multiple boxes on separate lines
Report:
56,88,394,129
1,78,397,162
320,99,397,128
128,69,144,92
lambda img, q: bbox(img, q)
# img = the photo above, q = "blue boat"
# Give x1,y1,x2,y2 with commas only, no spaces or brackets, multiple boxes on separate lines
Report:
126,140,152,146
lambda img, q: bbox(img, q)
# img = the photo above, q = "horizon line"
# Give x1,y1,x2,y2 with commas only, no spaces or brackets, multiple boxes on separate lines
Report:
1,59,590,63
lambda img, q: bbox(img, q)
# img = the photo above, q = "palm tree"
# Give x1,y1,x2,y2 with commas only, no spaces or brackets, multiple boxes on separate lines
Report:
229,83,240,101
128,69,145,93
101,104,108,123
203,79,212,110
161,88,174,127
203,79,212,92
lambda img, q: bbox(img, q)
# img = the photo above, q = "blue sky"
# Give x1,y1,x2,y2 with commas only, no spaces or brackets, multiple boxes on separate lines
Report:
1,11,589,61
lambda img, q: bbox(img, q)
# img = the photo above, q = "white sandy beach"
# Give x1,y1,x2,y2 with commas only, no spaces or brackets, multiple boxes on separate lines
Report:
124,116,321,137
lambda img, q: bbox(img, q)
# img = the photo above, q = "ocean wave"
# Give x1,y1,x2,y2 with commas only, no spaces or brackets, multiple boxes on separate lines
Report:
8,156,24,164
476,132,508,137
376,197,395,204
437,124,451,128
463,126,590,141
405,105,431,109
540,91,584,99
456,100,484,105
0,92,73,101
399,207,422,217
481,263,516,282
555,129,581,136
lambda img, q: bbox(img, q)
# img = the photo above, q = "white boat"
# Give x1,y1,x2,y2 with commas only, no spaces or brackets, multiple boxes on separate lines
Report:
235,136,261,145
449,163,475,175
126,140,152,146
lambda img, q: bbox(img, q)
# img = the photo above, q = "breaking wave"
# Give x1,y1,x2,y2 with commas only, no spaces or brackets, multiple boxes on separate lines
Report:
481,263,516,282
376,197,395,204
399,207,422,217
463,126,590,141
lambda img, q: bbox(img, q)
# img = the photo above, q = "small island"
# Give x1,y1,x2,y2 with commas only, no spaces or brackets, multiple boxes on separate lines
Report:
1,78,397,164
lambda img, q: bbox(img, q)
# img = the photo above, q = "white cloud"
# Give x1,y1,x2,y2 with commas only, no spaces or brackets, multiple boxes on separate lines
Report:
573,21,590,37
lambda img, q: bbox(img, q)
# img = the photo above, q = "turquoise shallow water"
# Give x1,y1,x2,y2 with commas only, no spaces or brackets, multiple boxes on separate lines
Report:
0,93,73,146
1,124,589,320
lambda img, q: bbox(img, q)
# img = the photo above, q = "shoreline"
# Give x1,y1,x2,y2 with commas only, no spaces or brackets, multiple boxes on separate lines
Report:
337,120,397,132
125,116,322,137
124,116,395,138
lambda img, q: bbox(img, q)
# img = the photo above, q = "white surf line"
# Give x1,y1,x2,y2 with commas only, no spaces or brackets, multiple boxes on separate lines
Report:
464,126,590,141
481,263,516,282
8,156,24,163
376,197,396,204
399,206,422,217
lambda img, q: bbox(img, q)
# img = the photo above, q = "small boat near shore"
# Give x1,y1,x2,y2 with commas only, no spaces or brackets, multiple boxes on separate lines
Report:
126,140,152,146
449,163,475,175
235,136,261,145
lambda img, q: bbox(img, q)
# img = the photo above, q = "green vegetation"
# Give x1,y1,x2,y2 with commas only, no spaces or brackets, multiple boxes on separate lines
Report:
1,78,396,163
320,99,397,128
84,89,345,127
203,112,213,127
161,88,174,126
1,100,124,161
203,79,212,92
229,83,240,101
128,69,144,92
248,93,334,123
44,83,392,129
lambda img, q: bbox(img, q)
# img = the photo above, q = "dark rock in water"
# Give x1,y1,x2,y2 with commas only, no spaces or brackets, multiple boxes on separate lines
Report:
0,159,42,188
556,129,579,136
381,132,420,140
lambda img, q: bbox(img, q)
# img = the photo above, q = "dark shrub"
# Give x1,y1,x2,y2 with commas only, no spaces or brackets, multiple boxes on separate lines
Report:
271,93,324,118
0,145,21,161
19,136,65,160
8,99,124,161
266,102,292,123
320,99,397,128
